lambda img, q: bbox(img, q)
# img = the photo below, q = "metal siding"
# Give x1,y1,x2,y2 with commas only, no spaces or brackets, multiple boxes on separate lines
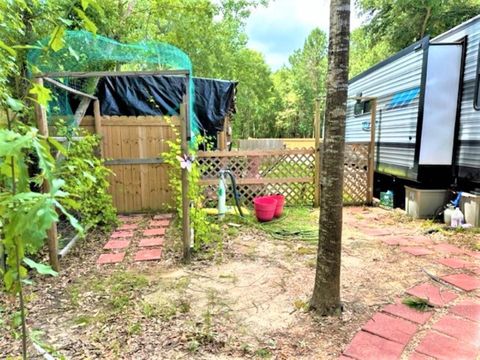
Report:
433,21,480,171
346,49,423,171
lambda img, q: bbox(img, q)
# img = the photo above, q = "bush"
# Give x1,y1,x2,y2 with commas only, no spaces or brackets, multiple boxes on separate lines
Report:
55,130,117,230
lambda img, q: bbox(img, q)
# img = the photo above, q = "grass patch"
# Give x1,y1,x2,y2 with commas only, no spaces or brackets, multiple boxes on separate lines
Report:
402,296,433,311
225,207,319,243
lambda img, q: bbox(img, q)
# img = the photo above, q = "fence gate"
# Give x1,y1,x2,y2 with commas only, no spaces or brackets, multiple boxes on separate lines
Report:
81,115,179,213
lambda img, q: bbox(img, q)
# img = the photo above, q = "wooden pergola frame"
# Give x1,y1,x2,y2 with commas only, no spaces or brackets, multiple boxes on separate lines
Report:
32,70,192,270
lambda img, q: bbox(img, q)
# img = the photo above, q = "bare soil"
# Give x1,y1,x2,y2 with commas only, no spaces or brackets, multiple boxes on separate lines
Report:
1,207,479,359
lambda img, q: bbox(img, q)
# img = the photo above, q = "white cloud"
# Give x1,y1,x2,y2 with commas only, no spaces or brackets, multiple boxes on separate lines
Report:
246,0,363,70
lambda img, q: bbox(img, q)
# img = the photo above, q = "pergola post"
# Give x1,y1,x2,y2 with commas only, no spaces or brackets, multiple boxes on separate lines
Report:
367,99,377,205
314,98,322,207
32,77,59,271
181,83,191,261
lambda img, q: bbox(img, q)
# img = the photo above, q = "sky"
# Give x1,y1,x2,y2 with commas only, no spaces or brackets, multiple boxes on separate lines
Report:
245,0,363,70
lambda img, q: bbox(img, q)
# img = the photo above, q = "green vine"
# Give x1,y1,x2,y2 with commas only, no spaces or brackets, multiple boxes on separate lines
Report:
54,126,117,231
0,124,82,359
162,119,220,251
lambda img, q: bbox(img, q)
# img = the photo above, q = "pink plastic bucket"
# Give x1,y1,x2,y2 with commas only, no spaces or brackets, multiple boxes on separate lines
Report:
253,196,277,222
270,194,285,218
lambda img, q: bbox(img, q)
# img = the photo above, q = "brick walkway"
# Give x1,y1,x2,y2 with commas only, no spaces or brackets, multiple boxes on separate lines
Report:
341,219,480,360
96,213,173,265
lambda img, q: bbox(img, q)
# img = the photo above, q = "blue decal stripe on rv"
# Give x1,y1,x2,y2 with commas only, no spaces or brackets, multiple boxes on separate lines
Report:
387,87,420,109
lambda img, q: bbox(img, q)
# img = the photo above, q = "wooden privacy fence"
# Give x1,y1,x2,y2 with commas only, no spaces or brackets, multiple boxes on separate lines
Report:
81,115,179,213
197,143,370,206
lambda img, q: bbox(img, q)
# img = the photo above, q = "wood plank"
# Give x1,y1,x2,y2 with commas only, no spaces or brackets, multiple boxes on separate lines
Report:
36,69,190,79
180,101,191,261
33,77,59,271
197,148,315,157
43,77,97,100
199,177,313,186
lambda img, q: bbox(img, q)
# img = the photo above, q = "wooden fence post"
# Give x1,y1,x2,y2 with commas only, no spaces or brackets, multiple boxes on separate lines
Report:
33,77,60,271
180,98,191,262
313,98,321,207
367,99,377,205
93,99,104,157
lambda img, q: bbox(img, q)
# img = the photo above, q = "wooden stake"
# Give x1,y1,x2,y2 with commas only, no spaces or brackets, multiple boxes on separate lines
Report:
367,99,377,205
33,78,59,271
93,99,104,157
313,98,321,207
180,99,191,262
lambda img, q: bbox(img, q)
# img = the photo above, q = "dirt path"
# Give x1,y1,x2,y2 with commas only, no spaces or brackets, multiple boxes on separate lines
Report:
1,207,478,359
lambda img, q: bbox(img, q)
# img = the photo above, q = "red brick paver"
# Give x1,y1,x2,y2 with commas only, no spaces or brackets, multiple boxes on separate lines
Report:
440,273,480,292
437,258,474,269
362,312,417,344
343,331,405,360
97,252,125,264
408,352,432,360
110,230,134,239
143,228,166,237
415,331,478,360
450,300,480,322
139,237,164,247
382,303,433,325
103,240,130,250
406,283,458,307
149,219,170,228
382,236,433,246
118,223,138,231
432,243,465,255
363,228,394,237
134,248,162,262
432,314,480,347
400,247,433,256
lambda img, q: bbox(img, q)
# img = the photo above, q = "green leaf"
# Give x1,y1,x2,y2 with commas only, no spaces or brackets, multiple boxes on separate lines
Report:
49,25,66,52
81,0,90,10
74,7,97,34
0,40,16,56
6,96,24,112
29,83,52,106
23,258,58,276
48,137,67,156
68,46,80,61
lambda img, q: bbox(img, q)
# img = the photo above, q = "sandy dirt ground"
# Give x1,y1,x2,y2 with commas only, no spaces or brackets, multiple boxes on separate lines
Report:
1,206,478,359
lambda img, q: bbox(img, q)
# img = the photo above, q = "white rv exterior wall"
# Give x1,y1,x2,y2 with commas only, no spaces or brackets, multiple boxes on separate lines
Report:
346,47,424,172
433,18,480,172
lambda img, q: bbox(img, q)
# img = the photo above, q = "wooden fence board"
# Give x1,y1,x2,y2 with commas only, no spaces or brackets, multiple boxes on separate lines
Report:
78,115,178,213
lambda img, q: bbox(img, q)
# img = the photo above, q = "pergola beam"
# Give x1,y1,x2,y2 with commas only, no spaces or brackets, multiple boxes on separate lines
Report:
35,69,190,79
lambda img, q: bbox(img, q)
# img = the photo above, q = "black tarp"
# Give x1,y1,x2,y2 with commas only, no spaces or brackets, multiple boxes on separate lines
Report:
91,75,237,139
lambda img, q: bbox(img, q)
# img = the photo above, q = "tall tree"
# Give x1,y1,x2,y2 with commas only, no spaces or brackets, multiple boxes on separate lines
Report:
311,0,350,315
357,0,480,52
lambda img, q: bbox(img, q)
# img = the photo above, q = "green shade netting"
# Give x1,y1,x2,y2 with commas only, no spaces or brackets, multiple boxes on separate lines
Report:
27,30,198,134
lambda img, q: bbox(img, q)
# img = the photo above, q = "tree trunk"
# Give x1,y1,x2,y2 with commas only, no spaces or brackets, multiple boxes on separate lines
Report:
310,0,350,316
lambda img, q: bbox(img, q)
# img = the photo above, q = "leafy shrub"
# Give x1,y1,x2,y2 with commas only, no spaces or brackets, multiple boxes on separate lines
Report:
55,129,117,230
162,119,220,250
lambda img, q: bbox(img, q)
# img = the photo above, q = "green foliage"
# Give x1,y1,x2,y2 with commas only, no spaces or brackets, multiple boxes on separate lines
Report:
270,28,328,138
402,296,433,311
349,1,480,78
0,126,82,292
55,128,117,230
162,119,220,251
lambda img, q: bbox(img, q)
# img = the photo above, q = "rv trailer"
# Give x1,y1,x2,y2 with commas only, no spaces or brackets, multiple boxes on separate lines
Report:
346,15,480,206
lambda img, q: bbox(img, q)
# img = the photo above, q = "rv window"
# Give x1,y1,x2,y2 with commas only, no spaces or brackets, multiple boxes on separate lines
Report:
363,100,372,114
354,100,371,116
475,43,480,110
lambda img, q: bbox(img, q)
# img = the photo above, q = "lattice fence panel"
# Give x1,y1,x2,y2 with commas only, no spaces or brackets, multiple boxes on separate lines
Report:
198,143,370,207
343,143,369,205
198,149,315,206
